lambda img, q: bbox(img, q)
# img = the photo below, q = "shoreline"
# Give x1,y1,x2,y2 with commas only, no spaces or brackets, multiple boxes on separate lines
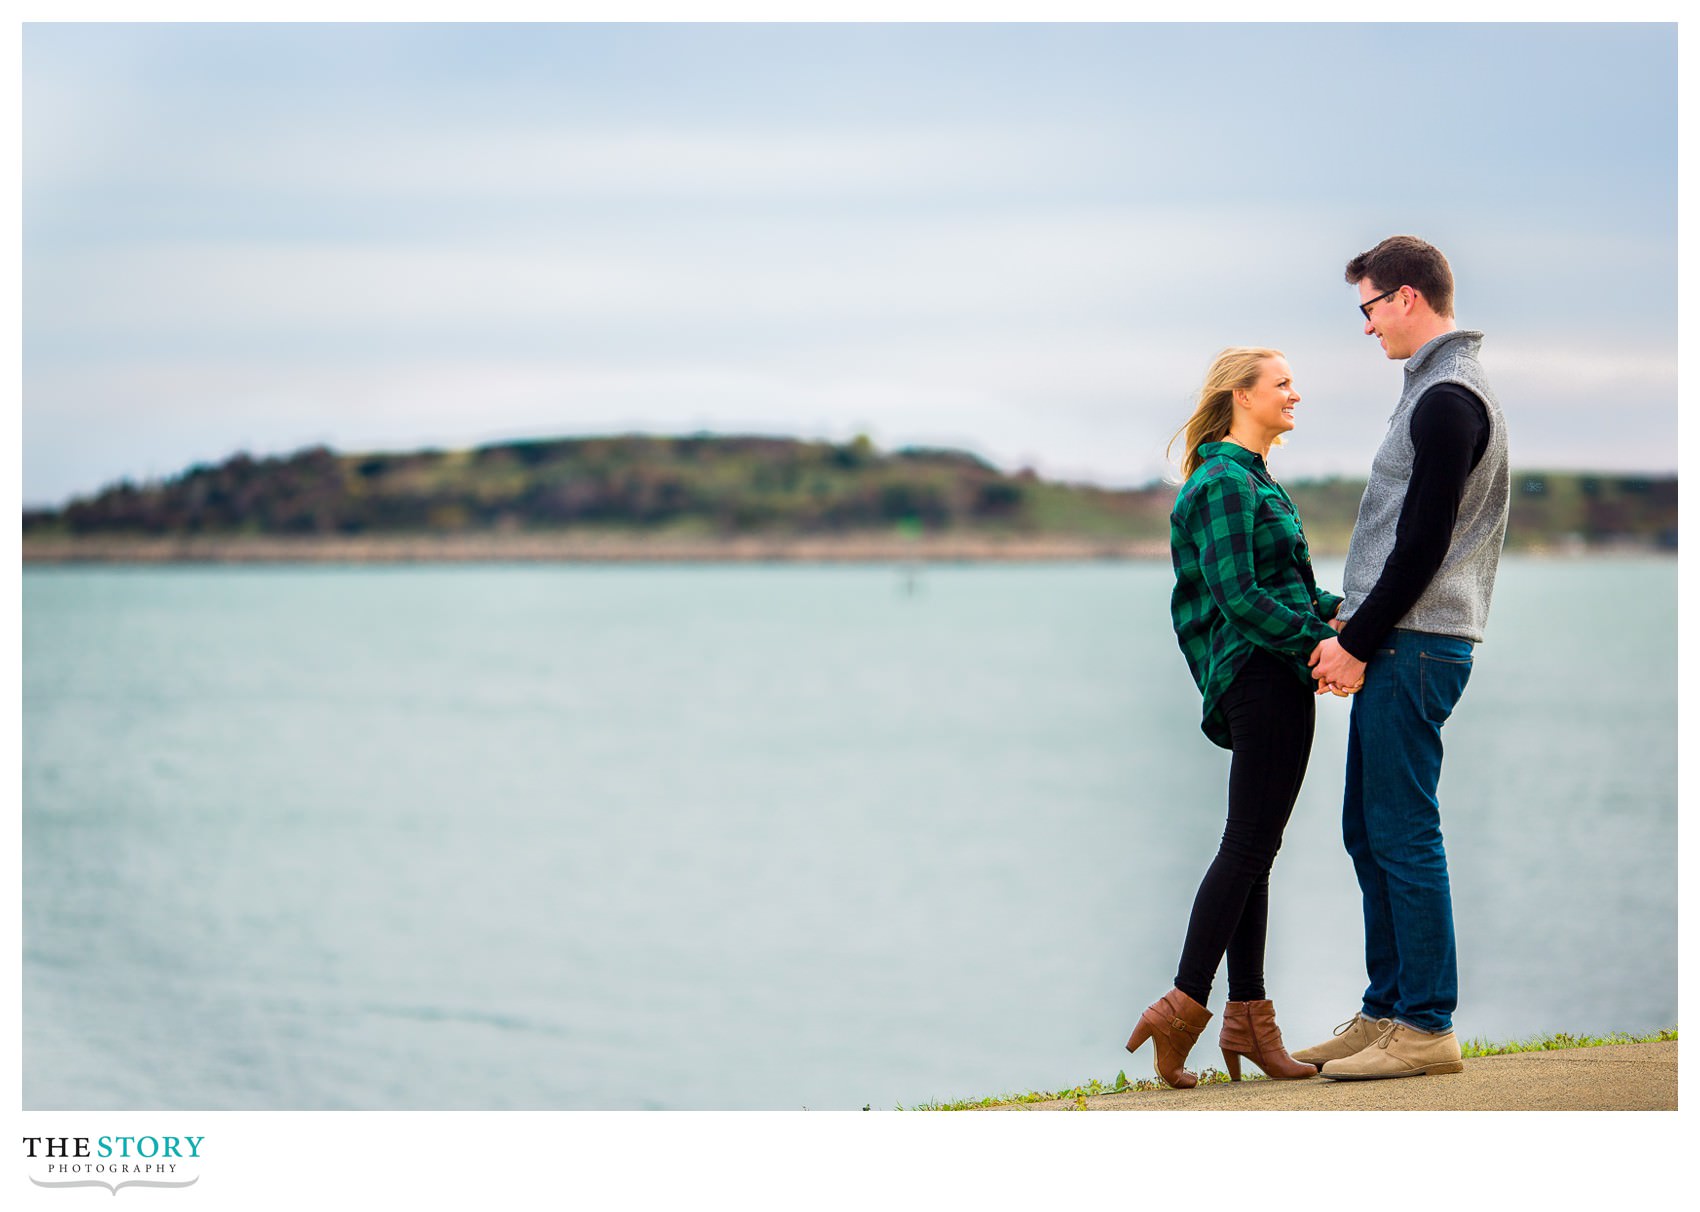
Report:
19,533,1169,564
19,534,1673,565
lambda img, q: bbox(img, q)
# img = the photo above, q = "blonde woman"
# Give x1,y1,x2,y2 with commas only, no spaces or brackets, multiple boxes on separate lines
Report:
1124,348,1347,1088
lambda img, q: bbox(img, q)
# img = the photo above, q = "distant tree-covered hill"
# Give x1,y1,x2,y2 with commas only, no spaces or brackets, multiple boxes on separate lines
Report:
20,433,1677,553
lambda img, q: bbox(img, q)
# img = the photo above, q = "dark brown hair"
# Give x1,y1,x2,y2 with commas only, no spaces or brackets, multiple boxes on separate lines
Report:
1344,235,1455,318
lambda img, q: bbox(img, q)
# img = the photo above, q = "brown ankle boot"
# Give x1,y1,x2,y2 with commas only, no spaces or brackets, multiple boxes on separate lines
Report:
1125,988,1213,1089
1218,999,1318,1081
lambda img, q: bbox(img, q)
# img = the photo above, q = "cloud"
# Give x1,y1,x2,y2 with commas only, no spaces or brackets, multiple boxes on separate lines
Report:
1486,342,1676,395
20,26,1676,505
30,114,1127,207
24,203,1398,350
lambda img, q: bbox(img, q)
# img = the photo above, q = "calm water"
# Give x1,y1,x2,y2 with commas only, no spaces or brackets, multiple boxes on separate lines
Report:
22,558,1677,1110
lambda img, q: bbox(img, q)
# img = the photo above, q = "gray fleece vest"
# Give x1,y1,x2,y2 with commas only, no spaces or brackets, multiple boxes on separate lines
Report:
1339,329,1510,643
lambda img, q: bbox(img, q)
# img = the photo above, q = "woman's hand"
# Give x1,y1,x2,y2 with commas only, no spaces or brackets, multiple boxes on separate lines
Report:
1319,679,1363,697
1317,619,1360,692
1310,636,1367,698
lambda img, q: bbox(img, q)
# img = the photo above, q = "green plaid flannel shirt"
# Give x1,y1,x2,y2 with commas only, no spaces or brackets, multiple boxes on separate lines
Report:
1170,442,1343,748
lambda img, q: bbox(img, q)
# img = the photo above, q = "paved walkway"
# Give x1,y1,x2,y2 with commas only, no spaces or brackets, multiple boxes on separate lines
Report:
983,1040,1676,1111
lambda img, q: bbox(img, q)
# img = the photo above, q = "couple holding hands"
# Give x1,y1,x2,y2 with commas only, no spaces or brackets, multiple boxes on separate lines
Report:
1127,235,1510,1087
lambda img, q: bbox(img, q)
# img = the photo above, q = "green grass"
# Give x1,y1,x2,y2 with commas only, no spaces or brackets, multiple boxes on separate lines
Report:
905,1067,1236,1111
1458,1027,1677,1057
904,1027,1678,1110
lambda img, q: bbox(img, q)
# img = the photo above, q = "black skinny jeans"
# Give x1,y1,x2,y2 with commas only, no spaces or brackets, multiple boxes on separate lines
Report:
1174,647,1315,1006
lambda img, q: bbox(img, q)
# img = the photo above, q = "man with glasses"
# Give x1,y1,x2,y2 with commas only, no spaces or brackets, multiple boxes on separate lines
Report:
1299,235,1510,1080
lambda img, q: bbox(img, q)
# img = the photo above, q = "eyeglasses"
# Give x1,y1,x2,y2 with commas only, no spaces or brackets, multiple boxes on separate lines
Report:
1358,286,1403,321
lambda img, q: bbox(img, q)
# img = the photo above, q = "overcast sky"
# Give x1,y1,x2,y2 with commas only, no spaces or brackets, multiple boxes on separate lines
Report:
20,21,1677,507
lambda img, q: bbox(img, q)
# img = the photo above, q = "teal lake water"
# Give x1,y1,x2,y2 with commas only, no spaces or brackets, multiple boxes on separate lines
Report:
22,557,1677,1109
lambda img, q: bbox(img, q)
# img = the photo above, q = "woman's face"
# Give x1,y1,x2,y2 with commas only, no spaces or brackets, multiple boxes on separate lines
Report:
1238,356,1300,437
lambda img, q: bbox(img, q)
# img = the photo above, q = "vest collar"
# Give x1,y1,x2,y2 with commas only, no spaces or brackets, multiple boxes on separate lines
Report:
1404,328,1485,379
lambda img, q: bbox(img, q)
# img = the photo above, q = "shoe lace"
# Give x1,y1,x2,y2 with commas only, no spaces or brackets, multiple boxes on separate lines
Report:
1370,1020,1399,1050
1332,1014,1395,1041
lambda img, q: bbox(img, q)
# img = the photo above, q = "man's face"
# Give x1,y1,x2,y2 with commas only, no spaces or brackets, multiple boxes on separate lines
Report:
1358,278,1412,359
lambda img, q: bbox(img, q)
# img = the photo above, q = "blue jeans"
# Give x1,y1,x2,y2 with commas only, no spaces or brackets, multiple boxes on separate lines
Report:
1342,628,1473,1034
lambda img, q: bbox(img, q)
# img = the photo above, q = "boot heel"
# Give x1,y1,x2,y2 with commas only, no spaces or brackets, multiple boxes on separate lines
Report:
1126,989,1212,1089
1220,998,1320,1081
1222,1049,1242,1081
1125,1018,1153,1054
1422,1060,1464,1075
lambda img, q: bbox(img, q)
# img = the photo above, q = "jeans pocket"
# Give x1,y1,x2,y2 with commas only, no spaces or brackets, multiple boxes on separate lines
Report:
1419,651,1473,726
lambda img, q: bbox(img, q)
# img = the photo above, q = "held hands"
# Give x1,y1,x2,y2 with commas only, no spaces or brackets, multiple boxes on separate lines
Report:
1309,635,1366,697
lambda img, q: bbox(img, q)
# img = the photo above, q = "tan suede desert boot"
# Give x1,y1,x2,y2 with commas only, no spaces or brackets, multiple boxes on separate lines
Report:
1319,1020,1465,1080
1291,1013,1391,1067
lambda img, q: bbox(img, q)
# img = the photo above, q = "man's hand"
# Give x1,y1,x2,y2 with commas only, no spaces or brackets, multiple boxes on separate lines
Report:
1309,636,1366,696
